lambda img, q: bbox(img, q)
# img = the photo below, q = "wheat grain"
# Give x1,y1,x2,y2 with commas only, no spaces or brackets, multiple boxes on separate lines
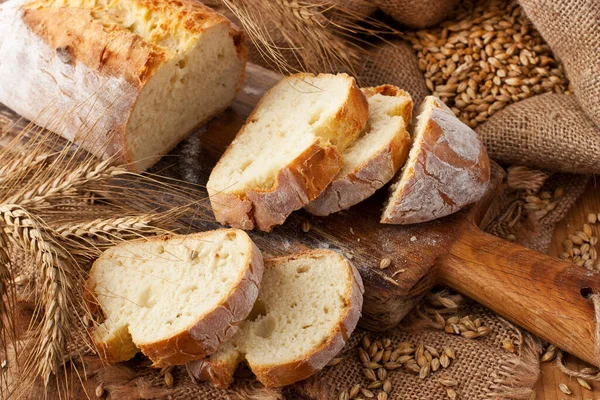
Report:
558,383,571,394
405,0,569,129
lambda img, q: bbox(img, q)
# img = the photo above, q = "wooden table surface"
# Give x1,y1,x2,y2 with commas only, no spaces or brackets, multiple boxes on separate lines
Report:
536,178,600,399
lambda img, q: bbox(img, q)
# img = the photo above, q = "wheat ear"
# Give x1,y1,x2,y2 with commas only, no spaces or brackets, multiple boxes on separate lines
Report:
4,159,127,208
53,215,171,257
1,205,75,386
0,231,15,379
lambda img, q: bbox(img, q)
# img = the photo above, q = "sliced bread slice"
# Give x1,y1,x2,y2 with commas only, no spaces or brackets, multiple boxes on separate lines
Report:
207,73,369,232
186,249,364,388
305,85,413,216
87,229,264,367
381,96,491,224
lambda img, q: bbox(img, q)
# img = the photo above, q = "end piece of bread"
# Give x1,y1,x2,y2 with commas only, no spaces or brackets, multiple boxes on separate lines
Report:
305,85,413,216
381,96,491,224
0,0,246,172
207,73,369,232
87,229,264,367
187,249,364,388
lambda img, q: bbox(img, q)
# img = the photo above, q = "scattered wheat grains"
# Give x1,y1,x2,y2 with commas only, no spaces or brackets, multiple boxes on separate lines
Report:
95,384,104,398
540,344,556,363
502,338,515,352
561,217,599,270
328,357,343,367
405,0,569,130
379,257,392,269
577,377,592,390
301,220,311,233
558,383,571,395
164,371,174,388
447,387,458,399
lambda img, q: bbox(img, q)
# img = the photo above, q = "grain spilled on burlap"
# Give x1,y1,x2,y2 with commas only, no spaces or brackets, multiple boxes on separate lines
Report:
486,167,589,254
477,94,600,175
518,0,600,128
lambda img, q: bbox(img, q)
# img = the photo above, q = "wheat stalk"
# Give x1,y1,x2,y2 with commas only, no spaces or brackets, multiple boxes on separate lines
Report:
4,159,127,208
222,0,365,74
52,215,172,258
0,205,77,387
0,231,15,391
0,153,51,188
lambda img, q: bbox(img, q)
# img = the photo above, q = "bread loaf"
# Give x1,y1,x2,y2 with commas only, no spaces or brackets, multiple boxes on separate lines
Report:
207,73,369,231
87,229,263,367
381,96,490,224
0,0,246,171
187,249,364,388
305,85,412,216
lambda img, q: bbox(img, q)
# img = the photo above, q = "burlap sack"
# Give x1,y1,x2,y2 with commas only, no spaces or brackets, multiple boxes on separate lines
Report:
519,0,600,129
373,0,459,28
358,39,430,107
476,94,600,175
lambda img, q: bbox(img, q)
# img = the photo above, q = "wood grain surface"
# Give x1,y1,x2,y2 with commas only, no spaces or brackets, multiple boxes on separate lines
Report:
536,179,600,399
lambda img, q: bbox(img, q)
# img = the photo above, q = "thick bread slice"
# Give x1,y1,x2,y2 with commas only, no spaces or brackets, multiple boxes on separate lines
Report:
305,85,413,216
207,73,369,232
381,96,491,224
187,249,364,388
87,229,264,367
0,0,246,172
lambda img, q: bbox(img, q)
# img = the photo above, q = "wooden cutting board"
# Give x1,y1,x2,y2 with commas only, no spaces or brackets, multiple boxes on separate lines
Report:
2,63,600,367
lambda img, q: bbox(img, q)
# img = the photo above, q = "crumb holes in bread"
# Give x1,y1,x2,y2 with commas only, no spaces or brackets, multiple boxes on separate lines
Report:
247,300,267,321
176,59,186,69
137,287,156,308
157,246,165,255
179,285,198,294
308,110,322,125
296,265,310,274
255,315,276,339
225,231,237,240
323,306,329,314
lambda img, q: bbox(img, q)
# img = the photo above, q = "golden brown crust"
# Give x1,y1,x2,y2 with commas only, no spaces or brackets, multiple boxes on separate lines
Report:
305,85,413,216
186,349,240,389
326,77,370,151
187,250,364,388
381,96,491,224
211,142,342,231
208,73,368,232
88,229,264,367
248,251,364,388
22,0,239,87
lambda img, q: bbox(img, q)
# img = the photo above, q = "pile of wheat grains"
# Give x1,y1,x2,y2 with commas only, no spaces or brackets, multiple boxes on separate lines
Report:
404,0,570,129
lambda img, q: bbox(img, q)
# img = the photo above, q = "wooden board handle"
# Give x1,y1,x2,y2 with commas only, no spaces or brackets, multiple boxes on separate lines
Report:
436,221,600,367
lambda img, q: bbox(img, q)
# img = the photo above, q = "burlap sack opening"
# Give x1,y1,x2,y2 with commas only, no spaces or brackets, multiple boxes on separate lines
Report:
519,0,600,129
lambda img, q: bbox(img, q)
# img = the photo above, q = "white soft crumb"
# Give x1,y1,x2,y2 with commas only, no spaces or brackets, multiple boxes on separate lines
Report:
410,236,417,242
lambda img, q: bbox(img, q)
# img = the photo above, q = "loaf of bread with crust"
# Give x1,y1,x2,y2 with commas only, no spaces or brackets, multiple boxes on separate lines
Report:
381,96,491,224
87,229,263,367
186,249,364,388
0,0,246,172
207,73,369,232
305,85,413,216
